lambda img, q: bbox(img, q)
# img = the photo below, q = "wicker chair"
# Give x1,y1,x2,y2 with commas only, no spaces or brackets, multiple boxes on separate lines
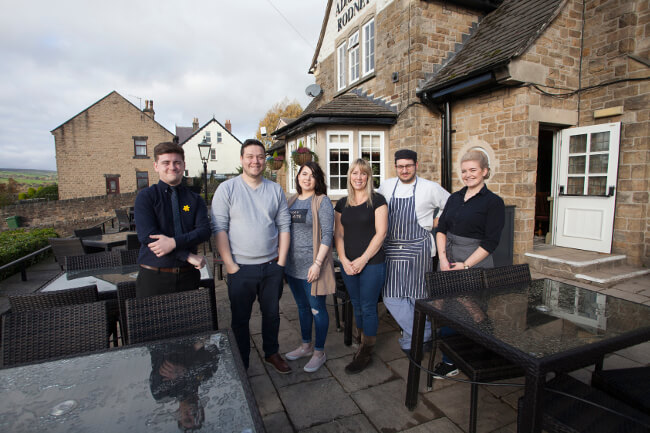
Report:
1,301,109,367
126,234,140,250
425,268,524,433
483,263,531,288
115,208,135,231
116,281,137,344
525,374,650,432
591,366,650,414
74,227,105,253
125,288,216,345
8,284,98,313
119,249,139,266
65,251,121,272
49,238,85,270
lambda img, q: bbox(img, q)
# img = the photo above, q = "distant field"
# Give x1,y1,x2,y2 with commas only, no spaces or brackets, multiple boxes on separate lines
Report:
0,168,57,186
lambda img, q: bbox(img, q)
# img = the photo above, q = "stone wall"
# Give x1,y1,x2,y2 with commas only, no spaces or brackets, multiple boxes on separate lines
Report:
0,192,137,236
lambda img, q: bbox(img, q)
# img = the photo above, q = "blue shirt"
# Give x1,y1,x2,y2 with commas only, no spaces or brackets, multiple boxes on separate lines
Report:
437,184,505,253
135,180,211,267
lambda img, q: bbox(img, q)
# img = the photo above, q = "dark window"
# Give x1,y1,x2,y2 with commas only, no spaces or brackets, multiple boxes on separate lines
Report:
217,132,222,143
106,177,120,195
136,171,149,190
210,149,216,160
134,137,147,156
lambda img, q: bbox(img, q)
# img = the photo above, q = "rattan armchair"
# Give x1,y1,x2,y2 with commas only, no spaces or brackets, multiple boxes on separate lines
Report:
591,366,650,414
425,268,524,433
117,281,137,344
483,263,531,288
65,251,121,272
49,238,85,270
1,301,109,367
119,249,139,266
115,208,135,231
8,284,99,313
73,227,105,253
125,288,216,345
126,234,140,250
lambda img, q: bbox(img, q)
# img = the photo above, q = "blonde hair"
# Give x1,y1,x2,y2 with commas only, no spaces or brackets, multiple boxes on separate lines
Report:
346,158,374,207
460,150,491,180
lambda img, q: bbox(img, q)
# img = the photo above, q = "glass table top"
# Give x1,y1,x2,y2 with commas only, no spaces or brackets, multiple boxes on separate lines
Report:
421,278,650,359
0,332,260,432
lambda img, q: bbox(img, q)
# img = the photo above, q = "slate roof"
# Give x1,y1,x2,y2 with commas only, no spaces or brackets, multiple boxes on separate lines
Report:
178,118,242,146
175,126,194,145
418,0,565,94
273,91,397,137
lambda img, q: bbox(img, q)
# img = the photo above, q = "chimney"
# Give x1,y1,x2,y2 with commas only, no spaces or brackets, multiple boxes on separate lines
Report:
225,119,232,132
143,99,155,119
192,117,199,131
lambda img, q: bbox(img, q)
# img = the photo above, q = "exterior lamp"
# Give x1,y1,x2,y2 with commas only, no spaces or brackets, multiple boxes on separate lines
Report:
197,137,212,204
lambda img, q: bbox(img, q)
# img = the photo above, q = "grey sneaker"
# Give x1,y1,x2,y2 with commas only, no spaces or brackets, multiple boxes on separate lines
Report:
433,362,459,379
286,345,313,361
303,352,327,373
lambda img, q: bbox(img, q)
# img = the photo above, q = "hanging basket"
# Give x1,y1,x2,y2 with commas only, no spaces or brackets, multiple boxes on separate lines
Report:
293,152,313,166
271,159,284,170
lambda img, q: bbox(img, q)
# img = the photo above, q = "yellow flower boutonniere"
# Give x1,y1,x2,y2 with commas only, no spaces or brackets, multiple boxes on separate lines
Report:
183,205,190,212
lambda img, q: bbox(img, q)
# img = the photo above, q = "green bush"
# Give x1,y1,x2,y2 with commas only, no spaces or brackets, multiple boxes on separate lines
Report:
18,192,27,200
27,187,36,198
0,228,58,280
33,183,58,200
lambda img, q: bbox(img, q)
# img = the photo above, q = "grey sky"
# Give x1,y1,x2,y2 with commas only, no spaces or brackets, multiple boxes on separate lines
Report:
0,1,325,170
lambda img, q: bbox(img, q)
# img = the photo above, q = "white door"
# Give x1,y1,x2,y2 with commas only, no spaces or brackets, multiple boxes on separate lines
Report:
554,122,620,253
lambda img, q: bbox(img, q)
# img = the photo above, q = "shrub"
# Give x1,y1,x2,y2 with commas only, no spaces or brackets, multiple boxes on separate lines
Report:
18,192,27,200
27,187,36,198
0,228,58,280
33,183,58,200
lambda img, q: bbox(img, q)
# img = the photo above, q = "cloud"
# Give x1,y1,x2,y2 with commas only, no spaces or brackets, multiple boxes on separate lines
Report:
0,0,324,170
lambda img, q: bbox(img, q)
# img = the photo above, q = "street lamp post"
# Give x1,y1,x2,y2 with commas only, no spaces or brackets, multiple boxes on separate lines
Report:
197,137,212,204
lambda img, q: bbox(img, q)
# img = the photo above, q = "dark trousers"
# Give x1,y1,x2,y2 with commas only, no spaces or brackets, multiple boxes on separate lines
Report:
227,261,284,369
136,267,200,298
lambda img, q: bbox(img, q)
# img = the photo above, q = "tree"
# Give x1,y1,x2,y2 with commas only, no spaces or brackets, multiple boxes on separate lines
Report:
0,178,19,206
256,98,303,147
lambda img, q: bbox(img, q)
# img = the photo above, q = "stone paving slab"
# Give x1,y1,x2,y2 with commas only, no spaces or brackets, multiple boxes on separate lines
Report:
328,353,397,393
278,377,360,430
249,373,284,417
299,414,378,433
401,417,465,433
263,411,295,433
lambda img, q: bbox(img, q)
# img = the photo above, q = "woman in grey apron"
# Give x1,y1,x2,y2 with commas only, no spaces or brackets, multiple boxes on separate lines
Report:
433,150,505,377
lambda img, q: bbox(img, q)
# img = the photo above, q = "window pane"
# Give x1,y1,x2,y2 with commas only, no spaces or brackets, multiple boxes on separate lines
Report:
568,156,585,174
567,177,584,195
588,176,606,196
569,135,587,153
135,140,147,156
331,178,339,190
330,163,339,175
590,132,609,152
588,154,608,174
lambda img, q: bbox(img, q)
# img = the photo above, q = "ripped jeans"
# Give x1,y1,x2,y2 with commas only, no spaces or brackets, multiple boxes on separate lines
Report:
286,274,329,351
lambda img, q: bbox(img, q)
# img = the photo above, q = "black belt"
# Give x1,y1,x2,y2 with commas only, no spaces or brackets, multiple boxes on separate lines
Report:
140,264,195,274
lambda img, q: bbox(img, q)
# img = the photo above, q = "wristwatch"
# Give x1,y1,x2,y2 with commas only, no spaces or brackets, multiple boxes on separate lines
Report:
464,263,470,269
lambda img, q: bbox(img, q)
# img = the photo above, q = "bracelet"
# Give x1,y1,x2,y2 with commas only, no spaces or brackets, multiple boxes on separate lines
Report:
314,261,322,267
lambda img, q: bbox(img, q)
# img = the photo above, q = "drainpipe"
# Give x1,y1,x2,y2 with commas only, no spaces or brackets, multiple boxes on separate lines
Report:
441,101,453,192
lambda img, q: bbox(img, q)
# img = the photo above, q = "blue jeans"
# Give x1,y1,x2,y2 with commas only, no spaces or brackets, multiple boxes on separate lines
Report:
286,275,329,351
340,262,386,337
227,261,284,369
439,326,457,364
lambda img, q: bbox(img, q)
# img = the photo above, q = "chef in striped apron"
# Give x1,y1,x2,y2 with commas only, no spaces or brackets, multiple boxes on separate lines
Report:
377,149,450,353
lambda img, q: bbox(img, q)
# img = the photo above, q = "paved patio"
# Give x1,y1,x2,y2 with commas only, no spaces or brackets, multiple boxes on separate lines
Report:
1,256,648,432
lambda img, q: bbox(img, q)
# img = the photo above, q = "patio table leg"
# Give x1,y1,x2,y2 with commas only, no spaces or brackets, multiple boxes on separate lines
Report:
406,308,426,410
518,373,544,433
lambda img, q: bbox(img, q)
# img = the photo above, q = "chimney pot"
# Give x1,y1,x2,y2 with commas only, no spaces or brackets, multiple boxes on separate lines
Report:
192,117,199,131
225,119,232,132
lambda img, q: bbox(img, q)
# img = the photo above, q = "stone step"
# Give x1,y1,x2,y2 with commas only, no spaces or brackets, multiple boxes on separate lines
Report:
525,245,627,275
574,266,650,288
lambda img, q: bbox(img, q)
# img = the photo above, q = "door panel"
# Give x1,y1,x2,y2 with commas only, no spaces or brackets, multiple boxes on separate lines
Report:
555,123,620,253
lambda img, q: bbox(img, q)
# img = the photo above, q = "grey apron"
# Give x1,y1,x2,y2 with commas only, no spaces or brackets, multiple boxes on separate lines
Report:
444,232,494,269
384,179,433,299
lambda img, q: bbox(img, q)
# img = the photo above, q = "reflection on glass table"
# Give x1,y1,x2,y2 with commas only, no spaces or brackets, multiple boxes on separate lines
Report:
0,330,263,433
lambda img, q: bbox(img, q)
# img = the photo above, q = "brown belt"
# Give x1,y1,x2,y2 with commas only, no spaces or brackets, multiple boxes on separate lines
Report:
140,264,195,274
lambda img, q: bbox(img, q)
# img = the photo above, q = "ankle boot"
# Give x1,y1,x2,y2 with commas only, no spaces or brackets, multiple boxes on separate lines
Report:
345,334,376,374
353,326,363,347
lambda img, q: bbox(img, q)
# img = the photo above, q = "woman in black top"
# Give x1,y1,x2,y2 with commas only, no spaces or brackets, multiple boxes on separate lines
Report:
334,158,388,374
433,149,505,378
436,150,505,271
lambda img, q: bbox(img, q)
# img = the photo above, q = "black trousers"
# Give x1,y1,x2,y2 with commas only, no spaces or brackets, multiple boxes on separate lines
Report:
136,267,201,298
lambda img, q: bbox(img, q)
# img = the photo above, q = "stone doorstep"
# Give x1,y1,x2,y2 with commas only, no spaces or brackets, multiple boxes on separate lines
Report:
574,266,650,288
524,251,627,274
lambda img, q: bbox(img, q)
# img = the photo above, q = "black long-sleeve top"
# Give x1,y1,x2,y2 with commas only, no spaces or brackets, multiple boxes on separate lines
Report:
437,185,505,253
135,180,211,267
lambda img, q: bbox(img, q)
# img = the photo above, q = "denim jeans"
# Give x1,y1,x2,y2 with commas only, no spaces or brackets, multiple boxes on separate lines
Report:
286,275,329,351
227,261,284,369
340,262,386,337
439,326,457,364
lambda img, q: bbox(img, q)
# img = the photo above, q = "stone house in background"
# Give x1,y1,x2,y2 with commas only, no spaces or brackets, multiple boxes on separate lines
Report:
51,91,175,200
177,118,242,179
273,0,650,266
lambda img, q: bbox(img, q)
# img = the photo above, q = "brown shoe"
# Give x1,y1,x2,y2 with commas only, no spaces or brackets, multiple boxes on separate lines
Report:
264,353,292,374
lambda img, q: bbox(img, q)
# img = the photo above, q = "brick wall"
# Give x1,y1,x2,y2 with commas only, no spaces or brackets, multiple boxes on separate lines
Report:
0,192,137,236
52,91,175,200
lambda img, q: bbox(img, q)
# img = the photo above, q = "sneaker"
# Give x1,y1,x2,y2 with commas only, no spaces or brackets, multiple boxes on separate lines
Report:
264,353,292,374
285,345,313,361
433,362,458,379
303,352,327,373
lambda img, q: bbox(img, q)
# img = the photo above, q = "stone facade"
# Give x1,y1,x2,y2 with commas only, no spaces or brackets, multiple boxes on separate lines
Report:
52,91,175,200
288,0,649,265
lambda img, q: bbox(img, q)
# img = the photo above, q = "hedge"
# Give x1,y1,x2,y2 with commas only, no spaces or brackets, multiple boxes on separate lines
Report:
0,228,58,280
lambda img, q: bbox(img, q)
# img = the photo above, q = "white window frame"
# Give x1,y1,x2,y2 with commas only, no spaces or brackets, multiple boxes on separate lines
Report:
359,131,384,188
287,134,316,193
348,31,360,84
362,19,375,76
337,42,347,91
204,131,211,143
326,131,353,196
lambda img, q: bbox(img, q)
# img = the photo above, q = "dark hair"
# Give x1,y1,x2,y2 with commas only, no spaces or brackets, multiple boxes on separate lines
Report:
154,142,184,162
296,161,327,196
240,139,265,156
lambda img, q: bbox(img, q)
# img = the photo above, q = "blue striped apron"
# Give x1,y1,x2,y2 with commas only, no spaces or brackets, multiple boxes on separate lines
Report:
383,179,432,299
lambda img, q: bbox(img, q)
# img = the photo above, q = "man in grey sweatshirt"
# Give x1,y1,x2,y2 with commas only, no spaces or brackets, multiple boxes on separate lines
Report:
211,139,292,373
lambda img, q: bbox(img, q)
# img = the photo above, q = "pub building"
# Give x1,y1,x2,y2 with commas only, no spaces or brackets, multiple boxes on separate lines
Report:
272,0,650,277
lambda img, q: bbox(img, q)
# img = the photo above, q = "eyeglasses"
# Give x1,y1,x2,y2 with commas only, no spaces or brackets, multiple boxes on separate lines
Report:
396,164,415,171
